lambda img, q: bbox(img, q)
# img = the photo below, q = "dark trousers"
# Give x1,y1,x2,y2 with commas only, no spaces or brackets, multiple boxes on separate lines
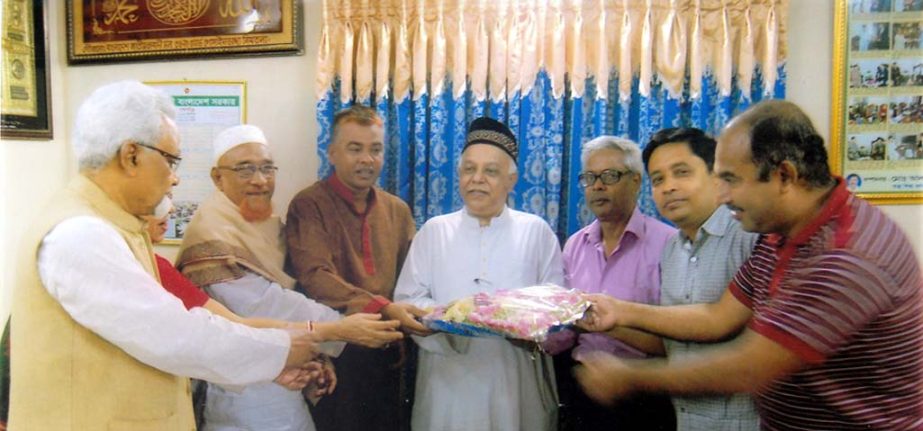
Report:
555,351,676,431
311,341,416,431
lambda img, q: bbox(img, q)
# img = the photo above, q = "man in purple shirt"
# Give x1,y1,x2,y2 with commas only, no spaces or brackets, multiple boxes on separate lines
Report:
548,136,676,431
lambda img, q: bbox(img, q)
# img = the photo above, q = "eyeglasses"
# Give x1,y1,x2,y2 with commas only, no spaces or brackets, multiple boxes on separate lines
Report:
578,169,631,187
217,163,279,180
137,143,182,172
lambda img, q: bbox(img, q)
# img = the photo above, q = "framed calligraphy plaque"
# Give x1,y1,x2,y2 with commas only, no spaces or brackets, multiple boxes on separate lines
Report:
66,0,302,64
1,0,52,139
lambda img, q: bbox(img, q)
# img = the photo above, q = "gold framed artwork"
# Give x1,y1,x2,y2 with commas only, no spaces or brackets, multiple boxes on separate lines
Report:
1,0,52,140
66,0,302,64
831,0,923,204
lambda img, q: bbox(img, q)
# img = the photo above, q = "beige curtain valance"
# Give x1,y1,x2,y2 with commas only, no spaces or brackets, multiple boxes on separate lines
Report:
317,0,788,103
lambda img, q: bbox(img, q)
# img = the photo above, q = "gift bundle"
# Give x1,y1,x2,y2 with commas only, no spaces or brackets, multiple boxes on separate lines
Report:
422,284,590,342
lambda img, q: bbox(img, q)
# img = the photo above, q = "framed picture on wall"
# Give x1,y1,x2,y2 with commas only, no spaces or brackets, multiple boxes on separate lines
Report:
67,0,302,64
831,0,923,204
1,0,52,140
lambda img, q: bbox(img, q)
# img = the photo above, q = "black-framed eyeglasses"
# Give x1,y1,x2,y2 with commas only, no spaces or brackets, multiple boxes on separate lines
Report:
217,163,279,180
578,169,631,187
136,143,182,172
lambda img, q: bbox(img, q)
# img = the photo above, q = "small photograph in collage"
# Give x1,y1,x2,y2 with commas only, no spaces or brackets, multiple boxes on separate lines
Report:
849,59,891,87
849,96,891,124
888,58,923,86
892,22,922,49
889,133,923,159
851,22,892,51
846,133,889,160
889,95,923,123
894,0,923,12
851,0,893,13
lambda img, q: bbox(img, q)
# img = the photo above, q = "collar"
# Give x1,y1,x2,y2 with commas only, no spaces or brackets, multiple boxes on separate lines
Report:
766,177,851,249
585,206,645,244
461,205,511,228
72,175,145,234
327,173,378,215
680,205,734,242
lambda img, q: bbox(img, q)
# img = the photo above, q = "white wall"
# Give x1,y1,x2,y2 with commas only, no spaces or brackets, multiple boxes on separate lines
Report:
1,1,72,325
2,0,921,324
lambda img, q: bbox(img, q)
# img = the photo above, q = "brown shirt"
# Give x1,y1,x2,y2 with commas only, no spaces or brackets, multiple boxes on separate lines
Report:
285,175,415,315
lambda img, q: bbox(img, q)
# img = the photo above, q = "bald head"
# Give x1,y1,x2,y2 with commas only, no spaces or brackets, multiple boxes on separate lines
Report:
723,100,833,188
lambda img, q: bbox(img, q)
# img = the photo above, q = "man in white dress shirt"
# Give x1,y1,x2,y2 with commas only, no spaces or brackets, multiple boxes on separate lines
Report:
9,80,318,430
394,117,564,431
176,124,403,431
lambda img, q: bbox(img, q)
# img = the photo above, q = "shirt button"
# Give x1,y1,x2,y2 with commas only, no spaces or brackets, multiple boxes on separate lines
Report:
690,256,698,263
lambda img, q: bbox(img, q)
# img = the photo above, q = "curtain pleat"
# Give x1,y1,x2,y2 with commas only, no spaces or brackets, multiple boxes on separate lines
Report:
317,0,788,237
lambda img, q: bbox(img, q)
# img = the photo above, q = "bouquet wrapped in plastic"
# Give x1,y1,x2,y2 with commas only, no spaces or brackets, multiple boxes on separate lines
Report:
422,284,590,342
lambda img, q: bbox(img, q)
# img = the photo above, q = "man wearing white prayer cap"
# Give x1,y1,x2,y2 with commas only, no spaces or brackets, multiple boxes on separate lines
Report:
177,124,403,430
212,124,268,164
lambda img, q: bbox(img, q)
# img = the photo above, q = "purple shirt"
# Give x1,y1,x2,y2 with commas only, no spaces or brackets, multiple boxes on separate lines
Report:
548,207,675,359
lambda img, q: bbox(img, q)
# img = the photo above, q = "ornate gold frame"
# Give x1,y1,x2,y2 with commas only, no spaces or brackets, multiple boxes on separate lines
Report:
67,0,302,64
1,0,52,140
831,0,923,205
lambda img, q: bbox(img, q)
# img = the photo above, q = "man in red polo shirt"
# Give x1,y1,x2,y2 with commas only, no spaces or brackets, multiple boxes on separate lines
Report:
286,105,430,431
574,100,922,430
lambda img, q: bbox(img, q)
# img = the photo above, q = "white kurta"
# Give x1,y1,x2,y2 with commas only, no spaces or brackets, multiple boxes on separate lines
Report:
37,217,291,386
394,207,564,431
203,271,345,431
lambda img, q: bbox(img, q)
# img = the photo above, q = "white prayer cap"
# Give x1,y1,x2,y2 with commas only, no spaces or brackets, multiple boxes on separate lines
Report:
213,124,268,164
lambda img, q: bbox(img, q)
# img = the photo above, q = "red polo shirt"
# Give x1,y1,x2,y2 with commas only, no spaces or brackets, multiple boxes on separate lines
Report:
729,179,923,430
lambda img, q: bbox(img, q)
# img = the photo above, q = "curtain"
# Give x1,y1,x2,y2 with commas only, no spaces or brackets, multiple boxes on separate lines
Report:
316,0,787,239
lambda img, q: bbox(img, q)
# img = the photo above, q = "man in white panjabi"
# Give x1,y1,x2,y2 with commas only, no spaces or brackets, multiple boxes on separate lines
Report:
176,125,402,431
394,117,563,431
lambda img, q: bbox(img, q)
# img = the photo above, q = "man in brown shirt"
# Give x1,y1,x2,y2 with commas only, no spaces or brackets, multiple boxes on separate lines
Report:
286,105,430,431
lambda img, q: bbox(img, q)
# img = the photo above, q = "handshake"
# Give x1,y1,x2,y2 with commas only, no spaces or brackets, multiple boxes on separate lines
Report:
272,303,431,394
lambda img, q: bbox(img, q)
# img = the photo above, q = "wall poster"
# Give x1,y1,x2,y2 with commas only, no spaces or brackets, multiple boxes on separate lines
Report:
147,81,246,243
832,0,923,204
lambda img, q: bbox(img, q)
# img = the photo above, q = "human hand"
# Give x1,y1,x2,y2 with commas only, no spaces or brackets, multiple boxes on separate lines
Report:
303,355,338,399
576,294,626,333
283,327,320,368
273,363,320,390
573,351,638,405
382,302,433,337
332,313,404,348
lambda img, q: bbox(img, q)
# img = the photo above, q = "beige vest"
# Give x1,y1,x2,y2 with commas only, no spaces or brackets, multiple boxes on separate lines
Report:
9,176,195,430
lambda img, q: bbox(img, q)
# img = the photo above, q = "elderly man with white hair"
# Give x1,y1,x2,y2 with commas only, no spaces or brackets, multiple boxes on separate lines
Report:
176,124,403,431
9,80,320,430
394,117,564,431
544,136,676,431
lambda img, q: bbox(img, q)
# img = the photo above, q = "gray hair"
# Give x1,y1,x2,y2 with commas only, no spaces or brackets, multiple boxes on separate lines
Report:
73,80,176,171
580,136,644,174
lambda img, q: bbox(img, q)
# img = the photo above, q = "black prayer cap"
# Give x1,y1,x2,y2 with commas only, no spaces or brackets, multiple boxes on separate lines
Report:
464,117,518,161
